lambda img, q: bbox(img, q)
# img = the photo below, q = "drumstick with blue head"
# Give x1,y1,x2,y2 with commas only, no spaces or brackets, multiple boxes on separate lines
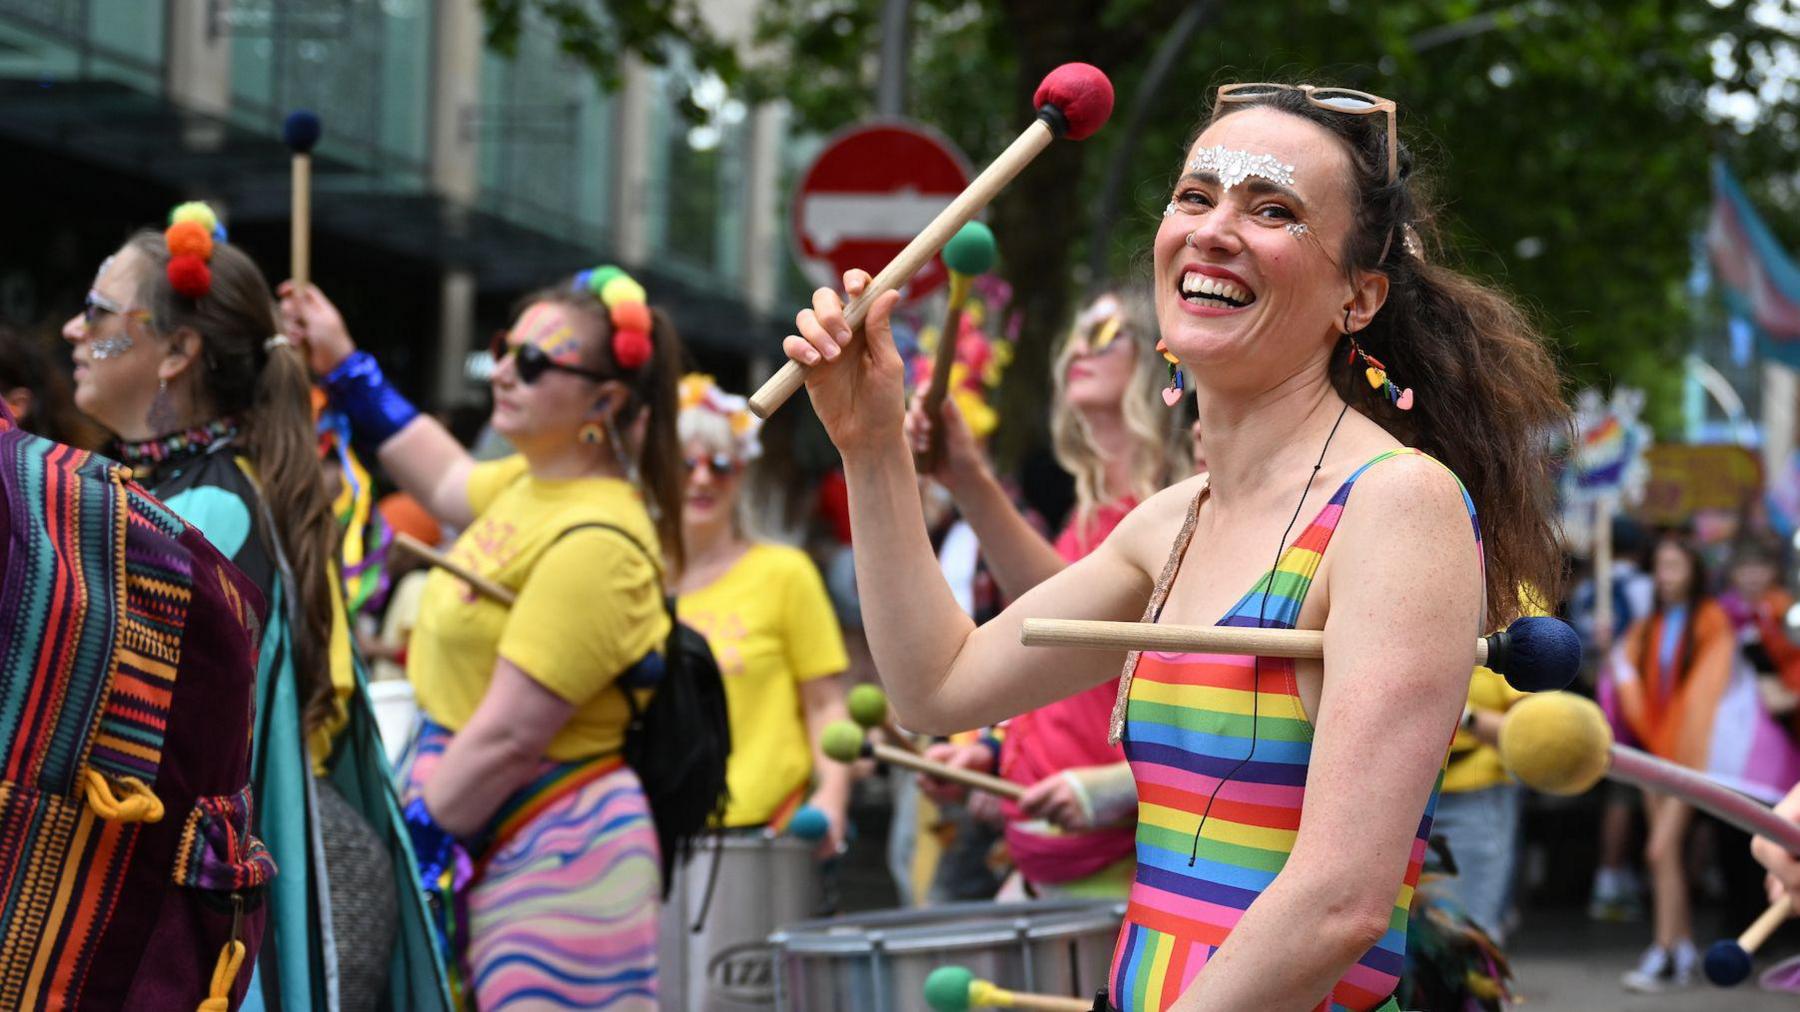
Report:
925,966,1090,1011
283,110,322,291
1705,895,1793,988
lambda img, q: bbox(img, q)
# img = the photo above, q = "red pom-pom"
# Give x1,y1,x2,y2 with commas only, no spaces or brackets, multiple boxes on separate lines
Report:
612,328,652,370
610,301,652,334
1033,62,1114,141
165,220,213,260
167,255,212,298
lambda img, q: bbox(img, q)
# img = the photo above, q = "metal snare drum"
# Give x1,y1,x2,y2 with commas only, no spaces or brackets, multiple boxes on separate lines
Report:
770,900,1123,1012
660,832,825,1010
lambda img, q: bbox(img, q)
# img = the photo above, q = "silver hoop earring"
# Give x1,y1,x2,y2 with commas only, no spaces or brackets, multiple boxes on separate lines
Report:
1185,231,1198,249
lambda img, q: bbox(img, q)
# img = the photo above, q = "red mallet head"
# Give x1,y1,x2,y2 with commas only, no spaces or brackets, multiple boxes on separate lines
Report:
1033,63,1114,141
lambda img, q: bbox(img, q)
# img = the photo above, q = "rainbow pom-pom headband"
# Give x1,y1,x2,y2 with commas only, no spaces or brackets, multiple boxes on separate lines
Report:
572,265,653,370
165,201,227,299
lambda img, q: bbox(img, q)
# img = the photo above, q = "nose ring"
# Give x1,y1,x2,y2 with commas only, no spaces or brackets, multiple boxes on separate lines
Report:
1185,230,1198,249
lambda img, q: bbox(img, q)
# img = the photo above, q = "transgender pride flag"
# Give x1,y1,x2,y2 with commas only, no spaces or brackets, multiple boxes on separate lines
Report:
1708,159,1800,362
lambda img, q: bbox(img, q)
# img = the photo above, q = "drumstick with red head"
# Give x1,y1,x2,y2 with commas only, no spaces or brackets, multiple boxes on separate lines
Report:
751,62,1114,419
925,965,1090,1011
821,721,1021,800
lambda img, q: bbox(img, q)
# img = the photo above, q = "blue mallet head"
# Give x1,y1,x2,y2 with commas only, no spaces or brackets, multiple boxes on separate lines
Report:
787,805,830,843
1705,939,1754,987
283,110,323,154
1484,615,1582,693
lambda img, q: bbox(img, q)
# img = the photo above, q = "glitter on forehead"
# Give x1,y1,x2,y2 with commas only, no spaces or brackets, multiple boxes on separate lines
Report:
1187,145,1297,191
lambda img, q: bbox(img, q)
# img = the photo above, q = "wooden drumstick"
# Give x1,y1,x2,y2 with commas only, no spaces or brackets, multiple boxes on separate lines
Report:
925,965,1090,1011
919,222,997,473
391,531,515,606
750,63,1113,419
1021,614,1582,693
821,721,1021,800
1705,895,1795,986
283,111,322,290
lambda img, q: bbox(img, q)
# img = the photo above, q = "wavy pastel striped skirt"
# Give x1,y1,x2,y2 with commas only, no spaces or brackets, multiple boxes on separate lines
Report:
406,723,662,1010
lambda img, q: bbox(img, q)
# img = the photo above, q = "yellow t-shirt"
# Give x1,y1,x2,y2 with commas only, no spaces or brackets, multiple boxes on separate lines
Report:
408,456,669,761
677,543,848,826
1442,666,1529,793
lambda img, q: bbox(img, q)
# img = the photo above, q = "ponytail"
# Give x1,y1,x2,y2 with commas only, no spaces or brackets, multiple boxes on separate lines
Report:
246,342,342,733
127,230,340,733
637,308,686,574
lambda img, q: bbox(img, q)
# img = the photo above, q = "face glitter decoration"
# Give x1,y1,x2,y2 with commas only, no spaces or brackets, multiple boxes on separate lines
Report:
1187,145,1297,192
511,303,585,366
1163,201,1177,218
1285,223,1311,238
89,333,135,360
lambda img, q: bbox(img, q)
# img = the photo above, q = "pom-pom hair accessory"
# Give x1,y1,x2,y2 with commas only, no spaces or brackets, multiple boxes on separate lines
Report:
164,202,225,299
678,373,763,461
572,265,653,371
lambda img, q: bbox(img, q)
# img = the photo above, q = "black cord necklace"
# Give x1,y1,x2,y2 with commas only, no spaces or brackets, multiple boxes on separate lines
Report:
1188,400,1353,865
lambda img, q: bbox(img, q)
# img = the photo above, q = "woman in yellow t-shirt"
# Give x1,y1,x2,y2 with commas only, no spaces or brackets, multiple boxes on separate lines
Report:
283,267,685,1010
674,375,852,852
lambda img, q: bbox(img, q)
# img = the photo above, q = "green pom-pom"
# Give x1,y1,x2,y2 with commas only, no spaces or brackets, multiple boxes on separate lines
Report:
587,265,625,295
601,274,647,306
941,221,998,277
923,965,975,1012
847,684,888,730
820,721,866,764
169,201,219,233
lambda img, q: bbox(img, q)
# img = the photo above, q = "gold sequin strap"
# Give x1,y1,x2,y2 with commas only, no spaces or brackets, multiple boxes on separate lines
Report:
1107,477,1209,745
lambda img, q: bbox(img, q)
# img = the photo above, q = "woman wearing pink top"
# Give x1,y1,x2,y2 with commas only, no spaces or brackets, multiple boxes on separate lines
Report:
908,289,1181,895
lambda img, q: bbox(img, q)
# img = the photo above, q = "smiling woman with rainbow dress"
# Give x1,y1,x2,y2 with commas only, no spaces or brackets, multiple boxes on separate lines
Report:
779,82,1567,1011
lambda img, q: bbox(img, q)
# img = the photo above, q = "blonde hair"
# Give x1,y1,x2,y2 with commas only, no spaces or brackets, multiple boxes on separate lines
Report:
678,404,753,540
1050,287,1179,527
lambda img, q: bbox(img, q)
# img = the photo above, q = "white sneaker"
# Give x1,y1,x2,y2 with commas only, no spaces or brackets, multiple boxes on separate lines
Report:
1622,945,1670,992
1670,940,1697,987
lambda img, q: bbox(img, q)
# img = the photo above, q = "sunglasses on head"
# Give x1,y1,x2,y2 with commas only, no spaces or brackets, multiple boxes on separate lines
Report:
684,453,740,478
489,332,608,385
84,289,151,329
1215,83,1398,186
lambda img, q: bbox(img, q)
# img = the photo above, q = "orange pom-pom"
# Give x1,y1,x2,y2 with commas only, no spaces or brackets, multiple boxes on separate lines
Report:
165,220,213,260
610,301,651,334
167,255,212,298
613,328,652,370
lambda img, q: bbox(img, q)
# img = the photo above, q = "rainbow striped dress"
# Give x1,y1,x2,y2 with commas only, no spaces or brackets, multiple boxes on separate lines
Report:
1109,449,1480,1011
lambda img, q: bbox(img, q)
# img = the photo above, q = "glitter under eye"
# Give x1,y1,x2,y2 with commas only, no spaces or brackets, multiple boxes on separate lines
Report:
89,334,134,360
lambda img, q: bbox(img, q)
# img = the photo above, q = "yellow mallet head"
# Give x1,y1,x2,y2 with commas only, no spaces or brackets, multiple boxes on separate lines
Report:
1498,691,1613,796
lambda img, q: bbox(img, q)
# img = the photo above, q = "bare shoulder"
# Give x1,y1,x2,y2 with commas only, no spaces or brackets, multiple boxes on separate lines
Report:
1330,451,1482,622
1100,472,1210,574
1338,452,1474,544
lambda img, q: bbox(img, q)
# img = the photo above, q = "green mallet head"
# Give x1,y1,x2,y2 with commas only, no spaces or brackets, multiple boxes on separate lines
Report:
847,683,889,730
821,720,866,764
924,965,976,1012
941,221,998,278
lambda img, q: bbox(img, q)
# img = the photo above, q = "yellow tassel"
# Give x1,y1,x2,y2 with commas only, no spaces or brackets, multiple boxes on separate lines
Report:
83,769,164,823
195,939,246,1012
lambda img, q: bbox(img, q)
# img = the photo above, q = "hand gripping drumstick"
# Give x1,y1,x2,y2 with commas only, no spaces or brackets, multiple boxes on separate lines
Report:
1497,692,1800,855
820,720,1021,800
919,221,998,473
925,965,1091,1011
749,63,1114,419
390,532,516,607
283,110,322,291
1705,895,1794,987
1021,615,1582,693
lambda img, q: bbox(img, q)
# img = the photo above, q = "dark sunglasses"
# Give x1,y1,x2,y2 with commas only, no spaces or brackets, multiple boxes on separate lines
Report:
489,332,608,385
684,453,740,478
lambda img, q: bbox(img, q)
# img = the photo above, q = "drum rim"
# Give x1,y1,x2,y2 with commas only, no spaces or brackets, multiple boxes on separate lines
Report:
768,899,1125,956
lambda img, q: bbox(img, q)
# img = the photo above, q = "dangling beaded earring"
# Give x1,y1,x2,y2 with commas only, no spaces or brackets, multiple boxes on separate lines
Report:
1157,338,1184,407
1344,310,1413,411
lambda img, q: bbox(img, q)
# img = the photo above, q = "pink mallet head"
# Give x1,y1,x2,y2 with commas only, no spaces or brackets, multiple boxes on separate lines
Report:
1033,62,1114,141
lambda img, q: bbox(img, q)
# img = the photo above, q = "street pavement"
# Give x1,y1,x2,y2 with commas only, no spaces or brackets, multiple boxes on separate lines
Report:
1508,907,1800,1010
